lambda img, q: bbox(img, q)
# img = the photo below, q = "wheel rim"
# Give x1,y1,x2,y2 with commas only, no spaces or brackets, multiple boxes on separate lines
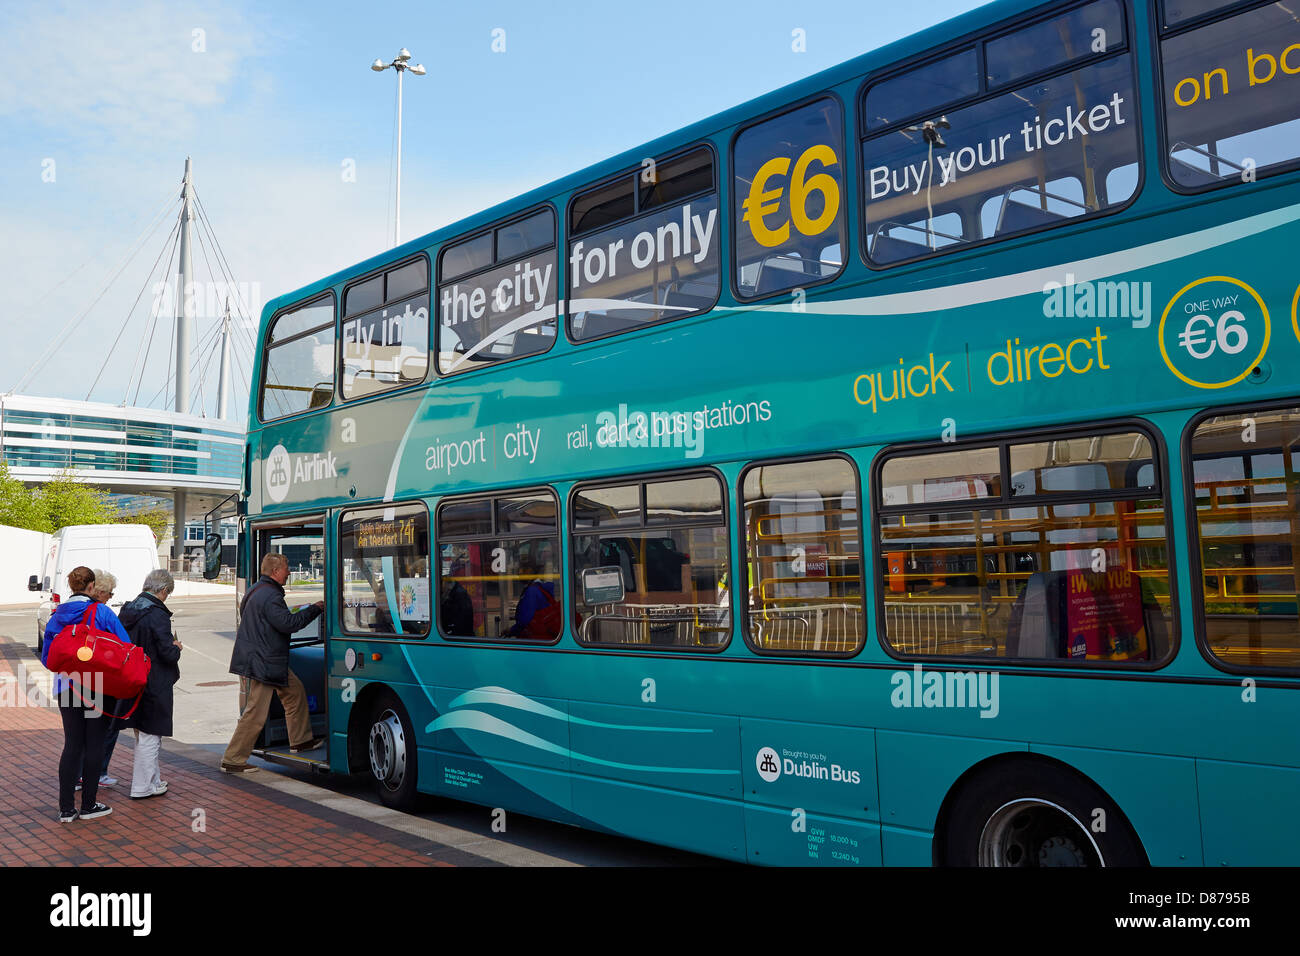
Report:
977,798,1104,867
368,708,407,792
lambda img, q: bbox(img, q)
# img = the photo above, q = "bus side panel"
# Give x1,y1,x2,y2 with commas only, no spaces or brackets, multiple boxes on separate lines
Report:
881,825,936,865
568,702,740,799
739,719,878,820
433,752,576,826
1030,743,1202,865
422,683,576,819
744,806,882,866
427,685,571,772
570,776,746,863
876,730,1028,833
1196,759,1300,866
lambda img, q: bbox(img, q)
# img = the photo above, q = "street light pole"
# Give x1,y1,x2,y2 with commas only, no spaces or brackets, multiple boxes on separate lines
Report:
372,49,426,248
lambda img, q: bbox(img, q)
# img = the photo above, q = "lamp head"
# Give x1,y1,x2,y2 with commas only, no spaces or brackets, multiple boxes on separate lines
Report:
371,58,386,72
410,63,426,75
397,48,411,61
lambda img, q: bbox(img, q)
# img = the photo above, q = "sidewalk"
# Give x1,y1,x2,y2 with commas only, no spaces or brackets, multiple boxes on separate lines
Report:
0,638,492,867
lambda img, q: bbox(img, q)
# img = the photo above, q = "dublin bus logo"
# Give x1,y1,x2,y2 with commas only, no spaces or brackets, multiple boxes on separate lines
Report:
265,444,291,503
756,746,782,782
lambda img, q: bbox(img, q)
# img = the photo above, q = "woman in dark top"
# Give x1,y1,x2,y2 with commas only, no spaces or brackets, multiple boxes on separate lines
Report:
118,569,182,799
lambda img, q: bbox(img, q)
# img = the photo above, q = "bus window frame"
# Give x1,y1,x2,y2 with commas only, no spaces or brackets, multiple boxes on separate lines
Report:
567,466,732,653
1150,0,1300,196
434,485,564,645
258,290,338,425
564,142,721,346
728,93,850,304
337,252,431,404
869,419,1179,671
1180,399,1300,677
737,452,867,659
433,203,560,378
855,0,1144,272
337,498,433,642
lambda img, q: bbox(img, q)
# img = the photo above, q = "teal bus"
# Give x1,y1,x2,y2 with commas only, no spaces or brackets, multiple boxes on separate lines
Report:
240,0,1300,866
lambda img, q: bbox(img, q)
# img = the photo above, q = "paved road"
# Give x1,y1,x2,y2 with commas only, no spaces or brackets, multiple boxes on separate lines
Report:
4,597,716,866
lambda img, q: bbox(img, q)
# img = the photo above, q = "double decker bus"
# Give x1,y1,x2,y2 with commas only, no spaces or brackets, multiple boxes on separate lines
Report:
240,0,1300,865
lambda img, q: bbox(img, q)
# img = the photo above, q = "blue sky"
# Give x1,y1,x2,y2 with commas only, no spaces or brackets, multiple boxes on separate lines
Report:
0,0,985,413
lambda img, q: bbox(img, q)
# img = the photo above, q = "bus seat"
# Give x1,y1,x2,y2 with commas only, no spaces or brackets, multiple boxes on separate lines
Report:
871,232,931,263
995,197,1065,235
1169,155,1223,187
576,312,628,338
754,264,803,296
307,382,333,410
1004,571,1063,659
664,289,713,312
400,356,428,381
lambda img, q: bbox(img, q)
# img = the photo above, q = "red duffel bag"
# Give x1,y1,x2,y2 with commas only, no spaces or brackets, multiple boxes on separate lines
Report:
46,602,151,713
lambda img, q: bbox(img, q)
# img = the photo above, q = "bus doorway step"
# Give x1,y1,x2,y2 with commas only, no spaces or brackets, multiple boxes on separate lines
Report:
251,746,330,773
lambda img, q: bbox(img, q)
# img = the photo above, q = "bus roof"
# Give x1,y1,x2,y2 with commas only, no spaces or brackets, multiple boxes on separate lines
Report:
259,0,1040,321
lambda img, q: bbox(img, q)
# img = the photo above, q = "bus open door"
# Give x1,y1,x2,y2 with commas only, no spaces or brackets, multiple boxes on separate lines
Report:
243,516,330,770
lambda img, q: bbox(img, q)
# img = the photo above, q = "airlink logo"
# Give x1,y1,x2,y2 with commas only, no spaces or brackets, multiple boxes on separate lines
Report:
264,444,337,504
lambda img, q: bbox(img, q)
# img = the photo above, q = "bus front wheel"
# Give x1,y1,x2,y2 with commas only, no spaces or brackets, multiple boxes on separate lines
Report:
940,761,1146,867
367,692,419,811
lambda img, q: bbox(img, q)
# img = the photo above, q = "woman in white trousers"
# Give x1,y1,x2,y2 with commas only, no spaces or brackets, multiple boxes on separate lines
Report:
117,569,182,799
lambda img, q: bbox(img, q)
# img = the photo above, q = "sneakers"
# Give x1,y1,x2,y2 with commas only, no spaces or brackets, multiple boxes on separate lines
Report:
220,761,259,774
290,737,327,753
59,808,79,823
79,802,112,820
76,774,116,791
130,782,168,799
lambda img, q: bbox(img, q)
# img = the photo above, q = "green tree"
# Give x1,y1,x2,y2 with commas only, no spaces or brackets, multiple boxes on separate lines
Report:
0,462,49,532
117,507,170,544
32,470,115,532
0,465,171,539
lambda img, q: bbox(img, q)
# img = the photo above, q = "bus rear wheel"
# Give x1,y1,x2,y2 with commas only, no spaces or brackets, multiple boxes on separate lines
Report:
941,761,1145,867
367,692,419,811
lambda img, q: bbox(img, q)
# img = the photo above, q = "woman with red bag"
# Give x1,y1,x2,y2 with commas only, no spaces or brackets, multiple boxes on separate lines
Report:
40,565,132,823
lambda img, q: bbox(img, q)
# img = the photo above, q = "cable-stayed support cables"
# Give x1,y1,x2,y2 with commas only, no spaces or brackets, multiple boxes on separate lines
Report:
144,317,225,410
87,217,183,401
13,187,181,393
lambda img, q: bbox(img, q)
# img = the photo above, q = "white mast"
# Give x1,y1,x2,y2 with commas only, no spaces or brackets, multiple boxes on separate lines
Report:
175,157,195,415
217,298,232,420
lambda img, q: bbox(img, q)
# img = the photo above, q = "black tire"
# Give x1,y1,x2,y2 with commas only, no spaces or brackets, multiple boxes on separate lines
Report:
365,691,420,811
940,760,1146,867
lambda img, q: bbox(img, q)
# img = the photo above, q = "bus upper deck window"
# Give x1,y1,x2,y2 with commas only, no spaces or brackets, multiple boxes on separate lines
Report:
568,146,719,341
861,3,1139,267
436,208,558,375
340,257,429,400
261,294,335,422
733,99,847,300
1159,0,1300,188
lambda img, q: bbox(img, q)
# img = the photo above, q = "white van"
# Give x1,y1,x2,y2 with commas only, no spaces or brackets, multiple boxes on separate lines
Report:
31,524,160,647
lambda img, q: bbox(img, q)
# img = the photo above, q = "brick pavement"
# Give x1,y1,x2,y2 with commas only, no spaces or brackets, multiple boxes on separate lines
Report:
0,639,489,867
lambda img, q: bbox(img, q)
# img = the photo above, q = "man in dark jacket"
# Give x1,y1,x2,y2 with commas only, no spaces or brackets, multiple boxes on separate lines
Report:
221,553,324,773
119,569,182,799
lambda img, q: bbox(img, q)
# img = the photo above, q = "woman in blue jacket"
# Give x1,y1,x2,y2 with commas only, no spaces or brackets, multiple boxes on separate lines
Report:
41,565,131,823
